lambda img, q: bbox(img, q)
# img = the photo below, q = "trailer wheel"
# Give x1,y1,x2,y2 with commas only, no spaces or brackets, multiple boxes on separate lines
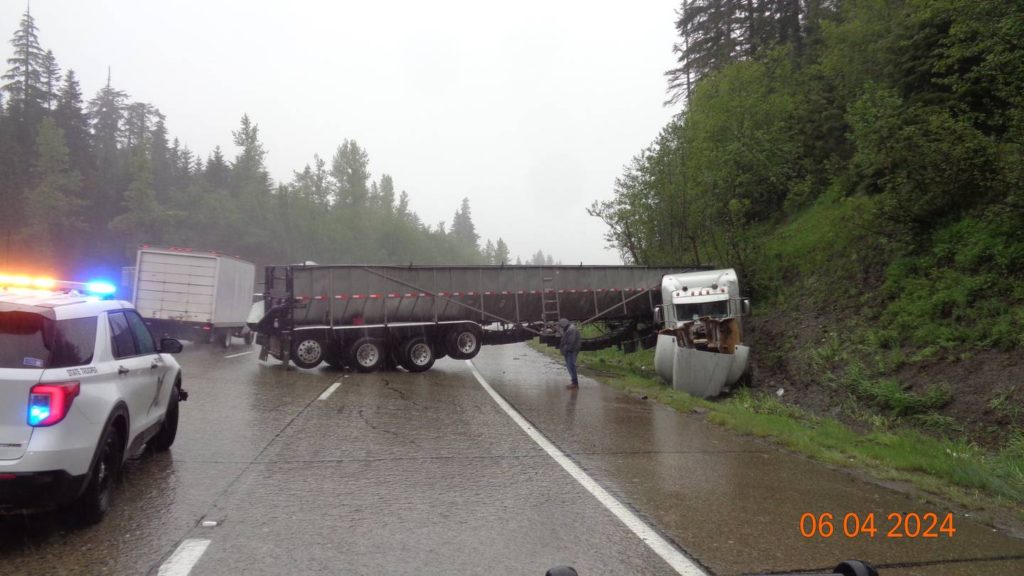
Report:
291,336,325,369
446,327,481,359
348,338,385,373
219,329,232,349
399,337,435,372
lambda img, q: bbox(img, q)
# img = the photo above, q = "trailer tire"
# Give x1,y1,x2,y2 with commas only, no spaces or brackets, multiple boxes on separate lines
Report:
291,336,325,369
399,337,435,372
219,329,232,349
446,326,481,360
348,338,385,373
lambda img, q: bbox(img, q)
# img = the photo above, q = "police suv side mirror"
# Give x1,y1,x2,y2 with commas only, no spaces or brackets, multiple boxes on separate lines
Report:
160,338,183,354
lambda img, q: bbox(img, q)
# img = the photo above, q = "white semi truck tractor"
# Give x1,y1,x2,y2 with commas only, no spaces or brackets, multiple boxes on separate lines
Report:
653,268,751,397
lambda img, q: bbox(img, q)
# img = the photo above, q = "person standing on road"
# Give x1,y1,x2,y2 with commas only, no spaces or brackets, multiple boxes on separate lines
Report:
558,318,581,389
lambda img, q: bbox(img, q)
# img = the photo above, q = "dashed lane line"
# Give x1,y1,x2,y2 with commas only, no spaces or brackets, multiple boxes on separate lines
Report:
467,360,709,576
157,539,211,576
224,350,255,359
318,381,342,400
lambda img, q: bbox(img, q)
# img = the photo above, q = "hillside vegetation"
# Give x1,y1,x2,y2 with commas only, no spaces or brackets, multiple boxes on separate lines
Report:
592,0,1023,444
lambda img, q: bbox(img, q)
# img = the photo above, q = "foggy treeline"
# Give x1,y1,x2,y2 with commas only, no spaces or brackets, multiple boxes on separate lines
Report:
0,9,560,278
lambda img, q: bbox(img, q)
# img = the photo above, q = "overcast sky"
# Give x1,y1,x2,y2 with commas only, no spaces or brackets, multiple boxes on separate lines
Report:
4,0,681,264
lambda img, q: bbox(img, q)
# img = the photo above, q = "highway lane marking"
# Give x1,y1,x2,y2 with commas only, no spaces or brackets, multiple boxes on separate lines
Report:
467,360,708,576
158,539,211,576
318,381,342,400
224,351,255,358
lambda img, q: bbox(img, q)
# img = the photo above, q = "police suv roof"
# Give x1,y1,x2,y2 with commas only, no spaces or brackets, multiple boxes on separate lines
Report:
0,289,128,321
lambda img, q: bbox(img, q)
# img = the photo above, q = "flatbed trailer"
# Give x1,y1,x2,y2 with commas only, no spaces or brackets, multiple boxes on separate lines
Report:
256,264,702,372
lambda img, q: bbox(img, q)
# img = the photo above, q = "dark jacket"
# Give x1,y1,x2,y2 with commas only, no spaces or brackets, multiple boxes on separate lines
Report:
559,323,581,354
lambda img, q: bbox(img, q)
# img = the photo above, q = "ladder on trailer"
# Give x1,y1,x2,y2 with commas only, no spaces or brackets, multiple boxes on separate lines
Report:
541,272,560,323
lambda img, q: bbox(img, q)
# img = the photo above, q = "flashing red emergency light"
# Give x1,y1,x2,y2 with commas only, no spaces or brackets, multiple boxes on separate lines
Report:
0,273,117,299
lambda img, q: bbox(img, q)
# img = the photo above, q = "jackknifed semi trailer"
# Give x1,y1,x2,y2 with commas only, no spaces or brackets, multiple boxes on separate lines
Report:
254,264,692,369
254,264,752,396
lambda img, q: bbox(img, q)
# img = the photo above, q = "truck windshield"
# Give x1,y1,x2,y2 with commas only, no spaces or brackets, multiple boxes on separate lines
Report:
0,312,97,369
675,299,729,321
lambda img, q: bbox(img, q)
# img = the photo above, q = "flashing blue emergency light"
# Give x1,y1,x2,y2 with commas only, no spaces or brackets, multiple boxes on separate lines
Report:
28,402,50,426
85,281,117,296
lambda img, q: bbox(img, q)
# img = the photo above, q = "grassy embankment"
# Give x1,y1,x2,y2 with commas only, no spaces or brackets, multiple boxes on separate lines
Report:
535,192,1024,522
531,337,1023,522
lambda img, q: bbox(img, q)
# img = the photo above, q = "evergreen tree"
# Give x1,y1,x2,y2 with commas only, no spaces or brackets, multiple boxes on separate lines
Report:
110,147,175,253
41,49,59,110
205,146,229,189
494,238,510,265
54,70,92,177
331,139,370,207
483,239,496,264
24,118,83,261
450,197,479,250
2,7,46,112
378,174,395,212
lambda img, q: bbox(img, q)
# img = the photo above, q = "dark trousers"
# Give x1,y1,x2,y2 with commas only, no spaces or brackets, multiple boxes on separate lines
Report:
563,350,579,384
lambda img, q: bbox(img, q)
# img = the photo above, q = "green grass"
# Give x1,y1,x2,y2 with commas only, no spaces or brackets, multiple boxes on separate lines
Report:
528,338,1024,518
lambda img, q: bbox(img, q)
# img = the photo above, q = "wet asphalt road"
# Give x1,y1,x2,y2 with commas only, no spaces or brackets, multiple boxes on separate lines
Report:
1,342,1022,575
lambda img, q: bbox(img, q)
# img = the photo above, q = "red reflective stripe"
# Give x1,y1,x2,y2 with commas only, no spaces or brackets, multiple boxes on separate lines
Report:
388,293,399,298
314,295,325,301
467,291,476,296
369,294,381,299
501,291,509,295
484,291,493,295
352,294,364,299
453,292,461,296
335,295,346,300
405,293,414,297
569,289,577,293
420,293,429,297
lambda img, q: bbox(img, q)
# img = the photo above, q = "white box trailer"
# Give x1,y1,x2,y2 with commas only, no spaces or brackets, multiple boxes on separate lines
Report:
133,247,256,346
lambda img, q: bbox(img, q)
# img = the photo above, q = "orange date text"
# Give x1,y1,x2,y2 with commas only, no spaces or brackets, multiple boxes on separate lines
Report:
799,512,956,539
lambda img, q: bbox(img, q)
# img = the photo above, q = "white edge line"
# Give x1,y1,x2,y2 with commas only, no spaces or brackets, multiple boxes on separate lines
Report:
158,538,211,576
466,360,707,576
318,381,342,401
224,351,255,359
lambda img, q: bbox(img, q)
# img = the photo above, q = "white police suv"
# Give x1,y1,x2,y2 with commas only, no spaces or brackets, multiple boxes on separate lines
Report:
0,276,186,524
